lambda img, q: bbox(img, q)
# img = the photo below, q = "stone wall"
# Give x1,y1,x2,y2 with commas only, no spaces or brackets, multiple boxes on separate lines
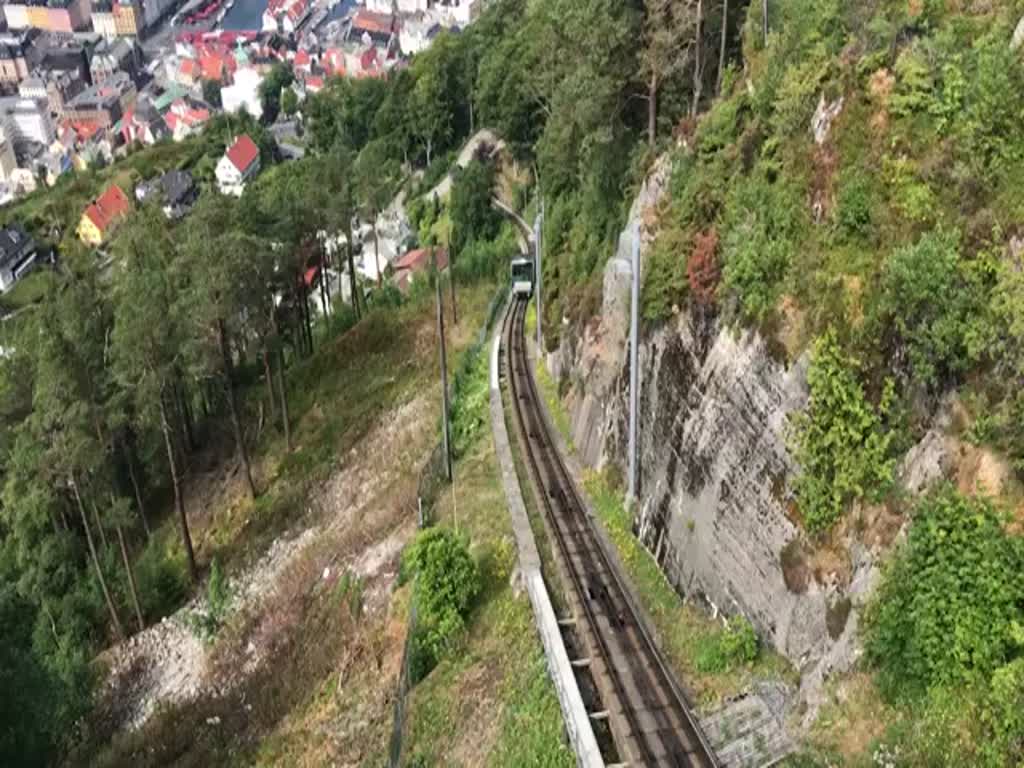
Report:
545,155,934,717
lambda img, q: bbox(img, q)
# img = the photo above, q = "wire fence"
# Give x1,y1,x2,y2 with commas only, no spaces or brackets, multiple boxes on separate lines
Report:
387,284,506,768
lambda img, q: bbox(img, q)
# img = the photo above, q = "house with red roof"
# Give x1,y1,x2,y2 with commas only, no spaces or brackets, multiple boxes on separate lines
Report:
392,246,448,293
164,98,211,142
216,134,261,196
292,48,312,72
323,48,346,77
77,184,131,246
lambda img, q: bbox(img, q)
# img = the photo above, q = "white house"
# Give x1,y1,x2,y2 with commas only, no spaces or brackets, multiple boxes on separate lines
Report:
216,134,261,196
221,67,263,120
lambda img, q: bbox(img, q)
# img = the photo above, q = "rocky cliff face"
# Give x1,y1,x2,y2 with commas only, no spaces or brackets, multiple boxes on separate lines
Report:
547,157,944,718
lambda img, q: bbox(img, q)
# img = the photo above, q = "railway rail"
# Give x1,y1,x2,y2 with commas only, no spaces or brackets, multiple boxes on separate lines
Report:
502,297,718,768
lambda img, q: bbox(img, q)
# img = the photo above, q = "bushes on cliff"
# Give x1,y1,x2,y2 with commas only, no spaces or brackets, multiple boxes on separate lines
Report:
870,229,985,388
791,330,896,532
721,173,805,323
694,616,759,674
863,488,1024,765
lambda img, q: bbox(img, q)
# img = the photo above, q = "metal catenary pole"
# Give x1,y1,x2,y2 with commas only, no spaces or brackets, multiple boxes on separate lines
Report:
535,200,544,351
436,271,453,483
627,223,641,502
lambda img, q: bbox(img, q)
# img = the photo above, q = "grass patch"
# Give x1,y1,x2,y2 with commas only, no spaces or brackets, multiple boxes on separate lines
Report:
0,269,53,312
528,317,574,451
404,435,572,767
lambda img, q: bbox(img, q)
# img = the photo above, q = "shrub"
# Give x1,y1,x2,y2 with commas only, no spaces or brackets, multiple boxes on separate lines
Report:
403,527,480,663
791,330,896,532
134,543,189,622
641,224,689,322
687,228,721,306
695,616,759,674
873,228,980,386
186,558,232,643
834,168,873,240
865,488,1024,699
720,173,804,322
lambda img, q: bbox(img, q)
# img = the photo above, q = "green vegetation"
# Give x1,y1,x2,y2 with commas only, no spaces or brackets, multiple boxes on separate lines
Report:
791,331,897,532
403,527,481,677
404,357,570,766
862,488,1024,765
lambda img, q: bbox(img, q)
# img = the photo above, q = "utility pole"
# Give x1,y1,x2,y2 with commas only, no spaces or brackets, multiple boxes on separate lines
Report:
627,224,641,502
534,199,544,351
436,264,453,482
448,221,458,326
762,0,768,46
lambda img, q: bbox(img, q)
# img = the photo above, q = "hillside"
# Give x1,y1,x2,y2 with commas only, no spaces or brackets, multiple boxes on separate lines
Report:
3,0,1024,765
545,2,1024,766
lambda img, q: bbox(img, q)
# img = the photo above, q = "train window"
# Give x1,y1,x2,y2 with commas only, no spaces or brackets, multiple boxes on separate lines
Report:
511,260,533,281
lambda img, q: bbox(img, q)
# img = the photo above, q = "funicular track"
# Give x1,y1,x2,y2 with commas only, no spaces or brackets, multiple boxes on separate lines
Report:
502,297,717,768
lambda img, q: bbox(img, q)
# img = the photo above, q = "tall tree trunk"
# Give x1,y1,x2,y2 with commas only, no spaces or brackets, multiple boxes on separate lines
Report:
123,438,150,539
347,217,360,318
303,281,314,354
174,374,195,453
372,218,382,289
73,479,123,641
762,0,768,45
276,345,292,451
717,0,729,95
218,318,256,501
117,525,145,632
448,241,458,326
319,260,329,333
425,138,432,167
262,345,278,430
691,0,705,117
648,71,658,147
160,396,197,584
91,499,109,551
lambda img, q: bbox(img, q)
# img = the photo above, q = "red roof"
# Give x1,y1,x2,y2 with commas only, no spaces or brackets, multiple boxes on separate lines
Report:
305,75,324,92
226,134,259,174
84,184,130,233
352,9,392,34
179,58,199,78
293,49,311,69
394,247,448,273
323,48,345,76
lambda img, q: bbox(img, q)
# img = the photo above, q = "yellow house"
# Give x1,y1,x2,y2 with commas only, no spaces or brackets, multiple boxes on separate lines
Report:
77,184,130,246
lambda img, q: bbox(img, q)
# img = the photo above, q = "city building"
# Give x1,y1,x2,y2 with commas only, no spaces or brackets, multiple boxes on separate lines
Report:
262,0,310,35
90,38,141,84
0,133,17,182
63,71,135,130
216,134,260,196
0,225,40,292
113,0,140,35
4,0,92,33
367,0,429,12
136,169,196,218
221,67,263,119
31,36,91,84
91,5,117,37
0,98,56,145
399,15,440,55
0,32,35,83
77,183,130,245
163,97,209,141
